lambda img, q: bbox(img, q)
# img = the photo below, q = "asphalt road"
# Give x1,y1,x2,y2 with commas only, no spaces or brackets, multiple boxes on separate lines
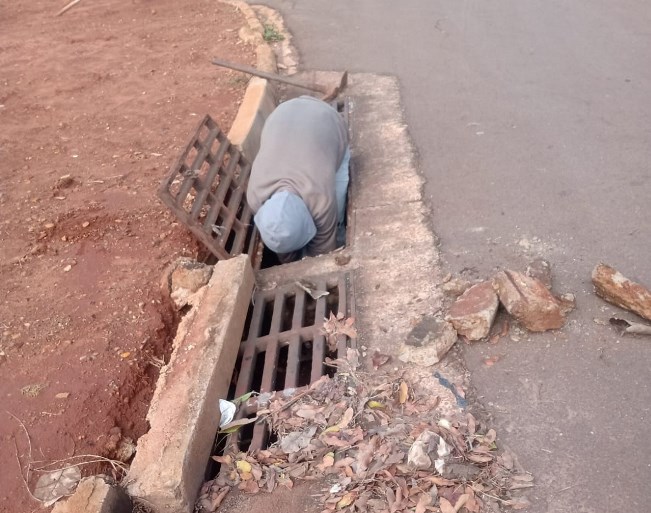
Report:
260,0,651,511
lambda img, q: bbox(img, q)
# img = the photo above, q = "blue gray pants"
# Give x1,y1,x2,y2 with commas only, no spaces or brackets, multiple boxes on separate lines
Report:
335,147,350,247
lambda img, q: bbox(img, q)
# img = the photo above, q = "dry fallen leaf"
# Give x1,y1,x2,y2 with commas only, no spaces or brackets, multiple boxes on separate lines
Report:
439,497,456,513
280,426,318,453
316,453,336,472
500,450,515,470
398,381,409,404
467,453,493,463
322,314,358,350
33,466,81,506
426,476,457,487
415,493,431,513
504,496,532,509
324,407,354,433
466,413,476,435
236,460,252,474
219,417,258,434
453,493,469,512
212,454,232,465
295,280,330,300
239,479,260,494
337,492,356,509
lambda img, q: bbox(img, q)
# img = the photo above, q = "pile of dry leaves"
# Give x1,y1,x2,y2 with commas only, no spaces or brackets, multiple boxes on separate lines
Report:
197,352,532,513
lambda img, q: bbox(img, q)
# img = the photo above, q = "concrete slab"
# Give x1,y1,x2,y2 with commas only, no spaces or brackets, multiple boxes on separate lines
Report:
52,476,131,513
126,255,254,513
228,77,277,162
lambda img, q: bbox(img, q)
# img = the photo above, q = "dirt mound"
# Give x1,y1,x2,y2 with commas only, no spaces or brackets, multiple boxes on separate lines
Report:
0,0,255,510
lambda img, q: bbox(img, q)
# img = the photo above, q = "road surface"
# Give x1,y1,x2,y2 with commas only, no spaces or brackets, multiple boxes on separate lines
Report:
260,0,651,511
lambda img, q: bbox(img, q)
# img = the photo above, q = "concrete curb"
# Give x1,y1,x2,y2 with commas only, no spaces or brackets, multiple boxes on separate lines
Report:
227,76,277,162
125,255,254,512
223,1,280,160
120,5,274,512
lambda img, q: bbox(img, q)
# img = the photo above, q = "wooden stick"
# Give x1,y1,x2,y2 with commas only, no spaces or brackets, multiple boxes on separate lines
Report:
56,0,82,17
212,58,327,93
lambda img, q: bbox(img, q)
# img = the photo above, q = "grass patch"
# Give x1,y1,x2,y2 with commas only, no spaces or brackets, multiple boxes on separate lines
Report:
263,23,284,43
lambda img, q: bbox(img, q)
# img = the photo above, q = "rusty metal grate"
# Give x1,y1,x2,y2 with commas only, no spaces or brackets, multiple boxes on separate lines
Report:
158,115,260,263
229,272,355,452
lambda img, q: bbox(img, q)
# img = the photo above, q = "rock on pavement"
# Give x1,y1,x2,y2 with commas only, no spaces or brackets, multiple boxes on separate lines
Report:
446,281,499,340
399,316,458,366
592,263,651,321
493,270,572,332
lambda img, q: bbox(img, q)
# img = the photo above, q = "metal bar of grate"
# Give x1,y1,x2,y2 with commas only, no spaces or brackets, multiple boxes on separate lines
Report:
227,272,355,453
202,148,238,231
158,115,262,266
189,135,230,219
311,278,329,382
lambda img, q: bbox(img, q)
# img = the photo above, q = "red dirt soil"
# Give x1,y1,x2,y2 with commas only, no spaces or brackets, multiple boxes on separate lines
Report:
0,0,255,510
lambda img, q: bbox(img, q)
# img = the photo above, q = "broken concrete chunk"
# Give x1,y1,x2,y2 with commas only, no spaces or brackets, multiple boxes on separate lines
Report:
592,264,651,322
525,258,552,290
399,317,457,366
446,281,499,340
493,270,570,332
161,257,214,309
52,476,132,513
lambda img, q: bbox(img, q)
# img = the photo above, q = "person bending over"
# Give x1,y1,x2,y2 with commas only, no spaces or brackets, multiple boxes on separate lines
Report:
247,95,350,263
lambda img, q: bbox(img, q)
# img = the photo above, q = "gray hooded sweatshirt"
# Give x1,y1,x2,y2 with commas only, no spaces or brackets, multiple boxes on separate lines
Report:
247,96,348,256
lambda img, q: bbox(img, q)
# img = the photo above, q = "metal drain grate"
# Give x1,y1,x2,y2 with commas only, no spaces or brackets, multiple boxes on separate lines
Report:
158,115,260,264
229,272,355,452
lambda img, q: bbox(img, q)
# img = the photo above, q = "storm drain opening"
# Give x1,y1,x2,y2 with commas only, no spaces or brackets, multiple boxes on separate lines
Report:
157,115,264,269
207,272,355,477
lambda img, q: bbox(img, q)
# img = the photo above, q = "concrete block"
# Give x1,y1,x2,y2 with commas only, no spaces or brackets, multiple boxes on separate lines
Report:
52,476,131,513
127,255,255,512
446,281,499,340
227,77,277,162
